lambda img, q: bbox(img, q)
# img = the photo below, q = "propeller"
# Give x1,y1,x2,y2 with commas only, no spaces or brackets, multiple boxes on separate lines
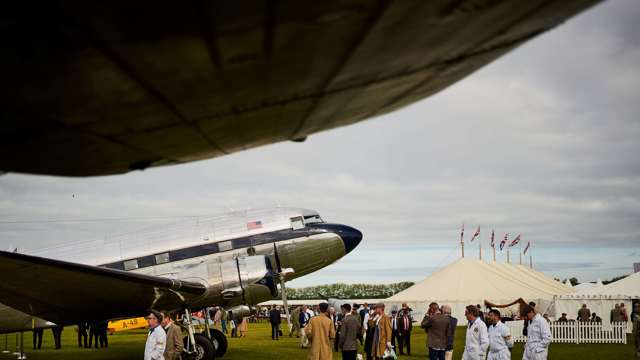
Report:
273,243,294,332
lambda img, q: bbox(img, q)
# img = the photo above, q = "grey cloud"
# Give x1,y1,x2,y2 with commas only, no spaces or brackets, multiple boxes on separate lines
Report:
1,0,639,284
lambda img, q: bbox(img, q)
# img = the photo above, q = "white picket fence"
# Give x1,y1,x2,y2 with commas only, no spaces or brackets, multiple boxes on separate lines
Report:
505,320,627,344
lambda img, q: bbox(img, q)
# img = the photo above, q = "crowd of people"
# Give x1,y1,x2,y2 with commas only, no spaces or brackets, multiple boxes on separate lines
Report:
254,300,552,360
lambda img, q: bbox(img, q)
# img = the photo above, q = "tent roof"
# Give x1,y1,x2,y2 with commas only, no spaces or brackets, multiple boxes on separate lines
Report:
387,258,574,303
593,272,640,297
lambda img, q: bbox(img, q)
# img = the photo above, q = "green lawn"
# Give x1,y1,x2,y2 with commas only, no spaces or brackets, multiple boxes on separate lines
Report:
1,322,634,360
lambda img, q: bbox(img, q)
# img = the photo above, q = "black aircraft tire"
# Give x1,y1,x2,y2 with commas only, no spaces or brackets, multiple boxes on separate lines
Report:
208,329,228,357
183,333,215,360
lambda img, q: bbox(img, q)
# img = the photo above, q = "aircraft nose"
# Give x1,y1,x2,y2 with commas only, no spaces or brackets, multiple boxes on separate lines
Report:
337,225,363,254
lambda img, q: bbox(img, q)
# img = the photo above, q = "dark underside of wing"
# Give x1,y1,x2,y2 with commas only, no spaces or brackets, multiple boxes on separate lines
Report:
0,0,600,176
0,251,206,324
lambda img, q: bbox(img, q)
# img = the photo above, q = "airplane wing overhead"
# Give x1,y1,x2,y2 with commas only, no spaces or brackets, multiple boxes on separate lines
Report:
0,251,206,324
1,0,600,176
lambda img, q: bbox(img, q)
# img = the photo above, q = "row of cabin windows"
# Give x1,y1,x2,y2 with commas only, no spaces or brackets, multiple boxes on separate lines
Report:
115,216,312,271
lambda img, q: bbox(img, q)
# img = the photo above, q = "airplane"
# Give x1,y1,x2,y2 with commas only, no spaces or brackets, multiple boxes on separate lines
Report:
0,0,600,177
0,207,363,359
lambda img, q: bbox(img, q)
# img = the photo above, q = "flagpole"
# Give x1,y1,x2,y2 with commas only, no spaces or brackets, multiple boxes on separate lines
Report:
479,235,482,261
492,246,496,262
529,255,533,269
519,241,522,265
460,223,465,259
507,250,510,264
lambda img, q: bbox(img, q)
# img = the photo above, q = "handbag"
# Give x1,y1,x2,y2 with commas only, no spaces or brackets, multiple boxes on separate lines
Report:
382,346,397,360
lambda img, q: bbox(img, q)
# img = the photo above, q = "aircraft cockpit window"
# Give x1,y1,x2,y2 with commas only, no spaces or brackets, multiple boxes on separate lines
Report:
303,215,324,224
218,240,232,252
290,216,305,230
123,259,139,271
155,253,170,264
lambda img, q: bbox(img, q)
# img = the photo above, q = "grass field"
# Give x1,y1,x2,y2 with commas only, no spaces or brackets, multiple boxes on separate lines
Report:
1,322,634,360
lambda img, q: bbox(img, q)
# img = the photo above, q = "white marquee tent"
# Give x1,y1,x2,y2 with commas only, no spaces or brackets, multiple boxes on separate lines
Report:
385,258,574,320
552,272,638,332
573,279,604,294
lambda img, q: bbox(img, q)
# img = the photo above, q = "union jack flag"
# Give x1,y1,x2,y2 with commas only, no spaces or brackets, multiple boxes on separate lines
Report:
247,220,263,230
500,233,508,251
490,229,495,248
510,234,521,247
470,226,480,242
523,241,531,254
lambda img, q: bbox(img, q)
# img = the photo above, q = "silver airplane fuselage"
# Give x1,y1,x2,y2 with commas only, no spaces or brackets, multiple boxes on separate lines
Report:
0,207,362,332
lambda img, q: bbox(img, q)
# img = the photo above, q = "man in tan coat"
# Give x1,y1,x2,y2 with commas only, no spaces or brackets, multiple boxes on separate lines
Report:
161,311,183,360
372,303,392,359
305,302,336,360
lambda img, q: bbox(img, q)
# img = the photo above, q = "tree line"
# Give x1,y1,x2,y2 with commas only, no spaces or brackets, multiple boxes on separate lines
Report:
283,282,415,300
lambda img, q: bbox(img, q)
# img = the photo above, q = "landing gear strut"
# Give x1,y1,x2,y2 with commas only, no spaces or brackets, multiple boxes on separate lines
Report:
182,309,215,360
202,308,228,357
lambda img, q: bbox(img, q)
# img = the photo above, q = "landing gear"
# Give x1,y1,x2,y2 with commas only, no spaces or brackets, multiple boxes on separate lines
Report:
183,334,215,360
207,329,228,357
183,309,215,360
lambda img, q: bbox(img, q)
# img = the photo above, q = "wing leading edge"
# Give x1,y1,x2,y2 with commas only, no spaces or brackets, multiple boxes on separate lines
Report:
0,251,206,324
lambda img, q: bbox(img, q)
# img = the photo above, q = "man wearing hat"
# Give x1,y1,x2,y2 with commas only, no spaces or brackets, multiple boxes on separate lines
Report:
372,303,392,359
144,310,166,360
522,305,551,360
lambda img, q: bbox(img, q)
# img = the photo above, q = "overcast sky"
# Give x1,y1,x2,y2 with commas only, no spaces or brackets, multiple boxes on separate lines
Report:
1,0,639,287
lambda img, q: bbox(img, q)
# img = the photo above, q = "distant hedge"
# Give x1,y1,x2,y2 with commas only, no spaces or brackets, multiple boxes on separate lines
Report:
282,282,415,300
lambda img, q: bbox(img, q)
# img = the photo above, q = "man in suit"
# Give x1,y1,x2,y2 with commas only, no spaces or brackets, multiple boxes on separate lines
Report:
337,303,361,360
269,306,282,340
372,303,392,359
290,306,301,337
77,321,88,348
51,325,64,350
611,304,623,323
32,328,43,350
305,302,336,360
578,304,591,322
442,305,457,360
98,320,109,348
390,310,399,352
161,311,183,360
422,306,451,360
397,303,413,355
88,321,98,348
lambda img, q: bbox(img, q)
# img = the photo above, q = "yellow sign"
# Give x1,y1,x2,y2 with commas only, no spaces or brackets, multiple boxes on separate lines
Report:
107,317,147,333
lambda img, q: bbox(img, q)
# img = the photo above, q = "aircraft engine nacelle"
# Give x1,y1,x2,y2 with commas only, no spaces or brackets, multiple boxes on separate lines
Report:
225,305,253,322
186,255,278,309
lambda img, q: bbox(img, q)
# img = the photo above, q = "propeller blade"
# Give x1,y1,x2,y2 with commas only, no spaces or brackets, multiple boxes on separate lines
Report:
273,243,283,273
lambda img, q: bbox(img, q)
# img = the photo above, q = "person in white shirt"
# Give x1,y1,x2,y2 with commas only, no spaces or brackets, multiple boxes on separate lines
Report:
463,305,489,360
522,305,551,360
487,309,513,360
144,310,166,360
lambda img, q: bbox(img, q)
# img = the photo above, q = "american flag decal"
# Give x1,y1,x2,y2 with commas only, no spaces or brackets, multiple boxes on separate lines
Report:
247,220,263,230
